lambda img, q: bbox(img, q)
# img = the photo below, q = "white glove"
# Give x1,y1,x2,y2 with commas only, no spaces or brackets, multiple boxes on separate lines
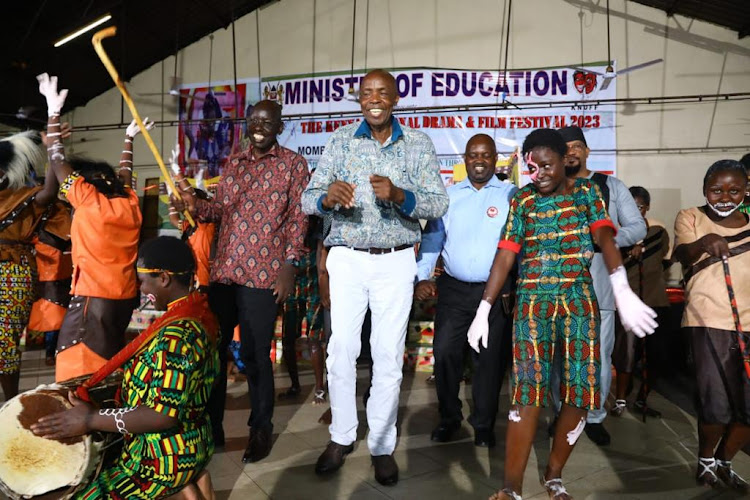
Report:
168,145,181,176
611,266,658,338
126,117,154,138
37,73,68,116
467,300,492,353
194,167,206,192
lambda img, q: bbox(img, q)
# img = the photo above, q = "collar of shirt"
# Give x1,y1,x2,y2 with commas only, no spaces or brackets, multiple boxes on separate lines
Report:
456,174,506,192
353,116,404,143
236,142,281,161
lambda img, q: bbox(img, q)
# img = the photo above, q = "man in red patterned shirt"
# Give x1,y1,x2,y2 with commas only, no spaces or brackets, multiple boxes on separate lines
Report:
177,100,309,463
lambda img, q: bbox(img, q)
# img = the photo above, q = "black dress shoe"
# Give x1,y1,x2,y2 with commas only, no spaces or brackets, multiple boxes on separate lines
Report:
431,422,460,442
315,441,354,475
474,429,496,448
242,427,273,463
372,454,399,486
584,422,610,446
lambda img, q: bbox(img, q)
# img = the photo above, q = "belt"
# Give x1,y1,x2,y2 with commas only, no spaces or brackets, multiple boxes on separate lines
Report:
347,243,412,255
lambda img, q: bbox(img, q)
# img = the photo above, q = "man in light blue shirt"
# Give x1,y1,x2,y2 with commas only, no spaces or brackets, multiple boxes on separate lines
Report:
416,134,517,448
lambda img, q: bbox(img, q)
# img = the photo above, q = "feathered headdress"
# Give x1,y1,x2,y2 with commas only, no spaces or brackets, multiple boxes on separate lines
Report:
0,131,45,190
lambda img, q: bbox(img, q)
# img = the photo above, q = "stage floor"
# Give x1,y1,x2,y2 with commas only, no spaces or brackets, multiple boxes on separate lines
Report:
5,349,750,500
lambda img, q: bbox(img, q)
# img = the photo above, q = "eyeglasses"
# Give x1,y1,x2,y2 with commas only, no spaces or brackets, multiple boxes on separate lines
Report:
636,205,646,210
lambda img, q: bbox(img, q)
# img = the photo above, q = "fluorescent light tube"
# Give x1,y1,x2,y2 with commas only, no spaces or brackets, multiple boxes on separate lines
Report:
54,14,112,48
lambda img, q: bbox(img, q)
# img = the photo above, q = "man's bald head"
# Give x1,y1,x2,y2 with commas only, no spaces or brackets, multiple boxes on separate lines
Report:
464,134,498,189
358,69,399,135
247,99,284,154
253,99,283,123
464,134,497,155
361,69,397,91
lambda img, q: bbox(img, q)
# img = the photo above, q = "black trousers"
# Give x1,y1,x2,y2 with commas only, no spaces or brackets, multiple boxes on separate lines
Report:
433,273,512,431
207,283,279,432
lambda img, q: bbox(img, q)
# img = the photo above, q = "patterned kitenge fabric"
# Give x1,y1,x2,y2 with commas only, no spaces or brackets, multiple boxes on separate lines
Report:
284,249,324,342
74,313,219,499
0,262,34,374
301,118,449,248
195,144,310,289
498,178,614,410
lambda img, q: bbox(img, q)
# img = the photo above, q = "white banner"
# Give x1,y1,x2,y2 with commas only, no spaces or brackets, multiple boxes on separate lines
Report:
261,65,617,184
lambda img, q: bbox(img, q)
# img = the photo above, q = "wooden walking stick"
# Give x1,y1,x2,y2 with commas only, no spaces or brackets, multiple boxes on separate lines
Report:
721,256,750,379
92,26,194,227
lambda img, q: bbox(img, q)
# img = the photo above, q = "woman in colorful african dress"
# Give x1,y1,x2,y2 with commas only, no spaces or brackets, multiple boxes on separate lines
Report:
32,236,219,499
37,73,146,383
467,129,656,500
674,159,750,492
279,215,327,404
0,130,60,401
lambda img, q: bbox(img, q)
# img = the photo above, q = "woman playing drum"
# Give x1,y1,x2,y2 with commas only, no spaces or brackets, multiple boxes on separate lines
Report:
31,236,219,498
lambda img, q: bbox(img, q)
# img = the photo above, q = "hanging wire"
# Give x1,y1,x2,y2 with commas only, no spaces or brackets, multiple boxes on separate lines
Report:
606,0,612,69
231,1,241,153
349,0,357,94
256,9,262,99
503,0,513,104
208,34,214,90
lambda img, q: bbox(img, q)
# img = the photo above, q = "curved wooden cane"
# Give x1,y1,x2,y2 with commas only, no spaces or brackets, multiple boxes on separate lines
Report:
91,26,194,227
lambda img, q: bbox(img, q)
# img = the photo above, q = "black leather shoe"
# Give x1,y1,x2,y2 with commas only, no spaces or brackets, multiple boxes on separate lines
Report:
474,429,496,448
584,422,610,446
242,427,273,463
372,454,399,486
315,441,354,475
430,422,460,442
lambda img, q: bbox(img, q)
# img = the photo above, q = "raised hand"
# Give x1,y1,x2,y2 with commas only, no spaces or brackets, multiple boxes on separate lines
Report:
126,117,154,139
37,73,68,116
168,145,182,177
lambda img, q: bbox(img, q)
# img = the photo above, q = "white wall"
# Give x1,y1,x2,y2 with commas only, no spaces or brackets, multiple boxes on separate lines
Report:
65,0,750,243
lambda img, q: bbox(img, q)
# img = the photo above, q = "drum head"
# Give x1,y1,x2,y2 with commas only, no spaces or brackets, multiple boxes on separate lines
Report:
0,386,96,500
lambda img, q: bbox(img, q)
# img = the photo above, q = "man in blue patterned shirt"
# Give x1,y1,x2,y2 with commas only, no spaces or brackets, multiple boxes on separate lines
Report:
302,69,448,486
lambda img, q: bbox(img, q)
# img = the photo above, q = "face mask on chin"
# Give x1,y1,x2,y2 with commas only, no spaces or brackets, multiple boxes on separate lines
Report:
705,197,740,218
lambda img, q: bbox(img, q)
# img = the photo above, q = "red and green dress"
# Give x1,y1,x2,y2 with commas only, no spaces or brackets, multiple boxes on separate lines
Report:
498,178,614,410
74,294,219,499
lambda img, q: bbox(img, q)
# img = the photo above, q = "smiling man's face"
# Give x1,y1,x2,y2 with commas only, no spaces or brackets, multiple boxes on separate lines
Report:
358,71,399,129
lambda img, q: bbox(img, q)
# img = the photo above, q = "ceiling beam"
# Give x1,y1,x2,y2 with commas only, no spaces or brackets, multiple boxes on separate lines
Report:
739,23,749,39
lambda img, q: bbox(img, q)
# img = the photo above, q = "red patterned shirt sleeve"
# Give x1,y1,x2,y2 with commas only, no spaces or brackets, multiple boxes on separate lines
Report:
283,155,311,261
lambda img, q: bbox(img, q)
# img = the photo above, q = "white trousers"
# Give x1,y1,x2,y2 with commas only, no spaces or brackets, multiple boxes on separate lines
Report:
326,246,416,456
